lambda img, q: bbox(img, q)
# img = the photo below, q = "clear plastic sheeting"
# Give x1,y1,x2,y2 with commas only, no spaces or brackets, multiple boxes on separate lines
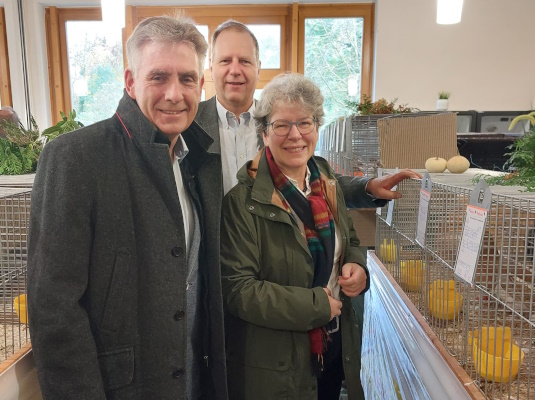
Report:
361,254,472,400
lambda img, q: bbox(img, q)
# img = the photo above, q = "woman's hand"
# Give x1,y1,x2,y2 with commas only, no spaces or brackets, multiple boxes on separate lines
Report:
338,263,367,297
323,287,342,321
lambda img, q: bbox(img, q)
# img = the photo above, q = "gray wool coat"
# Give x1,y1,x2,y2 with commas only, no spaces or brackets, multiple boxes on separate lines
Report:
194,96,386,209
27,93,227,400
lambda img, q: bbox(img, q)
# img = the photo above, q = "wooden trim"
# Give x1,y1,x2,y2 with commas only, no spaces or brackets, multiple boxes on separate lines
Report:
47,6,65,124
297,4,375,99
132,5,291,21
0,342,32,376
0,7,12,106
290,3,299,73
123,5,134,71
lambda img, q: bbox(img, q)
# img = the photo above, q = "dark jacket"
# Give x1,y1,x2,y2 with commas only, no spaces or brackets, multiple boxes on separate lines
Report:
195,96,385,209
27,93,227,400
220,150,369,400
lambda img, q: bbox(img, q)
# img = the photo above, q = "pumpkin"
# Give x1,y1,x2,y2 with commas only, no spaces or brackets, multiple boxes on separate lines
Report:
425,157,447,173
447,155,470,173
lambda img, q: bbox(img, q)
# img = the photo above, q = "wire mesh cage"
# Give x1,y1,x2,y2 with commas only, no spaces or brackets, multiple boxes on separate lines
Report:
318,112,457,178
376,175,535,400
0,188,31,363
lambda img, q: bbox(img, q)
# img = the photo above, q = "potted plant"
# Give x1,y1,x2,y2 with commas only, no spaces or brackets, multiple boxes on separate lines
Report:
0,110,83,175
436,91,450,111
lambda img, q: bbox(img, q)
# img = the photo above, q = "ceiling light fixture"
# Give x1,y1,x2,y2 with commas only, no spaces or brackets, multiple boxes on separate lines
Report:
101,0,125,29
437,0,464,25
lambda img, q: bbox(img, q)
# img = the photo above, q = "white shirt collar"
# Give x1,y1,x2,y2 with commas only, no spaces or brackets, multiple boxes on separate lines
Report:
173,134,189,164
286,166,312,197
215,96,255,129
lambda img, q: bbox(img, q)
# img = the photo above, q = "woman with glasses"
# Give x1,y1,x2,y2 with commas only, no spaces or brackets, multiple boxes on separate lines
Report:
220,73,369,400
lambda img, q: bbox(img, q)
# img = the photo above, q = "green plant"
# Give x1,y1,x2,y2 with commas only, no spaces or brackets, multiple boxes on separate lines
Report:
0,110,83,175
0,116,41,175
474,112,535,191
41,110,84,142
345,95,419,115
438,91,450,100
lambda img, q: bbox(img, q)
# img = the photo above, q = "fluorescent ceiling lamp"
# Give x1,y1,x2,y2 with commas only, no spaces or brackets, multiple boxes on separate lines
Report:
437,0,464,25
102,0,125,29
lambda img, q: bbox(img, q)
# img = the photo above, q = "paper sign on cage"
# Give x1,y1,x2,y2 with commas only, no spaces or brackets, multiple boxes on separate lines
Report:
454,180,491,285
416,173,432,247
385,168,399,226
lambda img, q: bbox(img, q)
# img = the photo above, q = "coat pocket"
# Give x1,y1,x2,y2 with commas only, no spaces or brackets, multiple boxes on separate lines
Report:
98,346,135,392
100,248,132,333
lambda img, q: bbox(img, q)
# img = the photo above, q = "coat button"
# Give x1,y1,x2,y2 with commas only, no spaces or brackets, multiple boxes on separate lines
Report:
248,205,254,211
174,310,185,321
172,369,184,379
345,356,351,361
278,361,285,366
269,213,275,218
171,246,183,257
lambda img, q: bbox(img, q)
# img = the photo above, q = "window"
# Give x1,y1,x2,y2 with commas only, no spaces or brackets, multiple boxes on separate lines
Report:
0,7,12,107
46,8,124,125
299,5,374,125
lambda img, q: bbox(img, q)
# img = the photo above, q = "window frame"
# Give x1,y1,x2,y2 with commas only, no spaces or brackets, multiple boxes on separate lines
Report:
44,4,375,122
297,4,375,100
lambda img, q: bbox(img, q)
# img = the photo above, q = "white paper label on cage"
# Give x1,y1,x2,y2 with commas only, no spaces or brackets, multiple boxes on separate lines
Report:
416,188,431,247
454,205,488,284
385,185,397,226
376,168,383,216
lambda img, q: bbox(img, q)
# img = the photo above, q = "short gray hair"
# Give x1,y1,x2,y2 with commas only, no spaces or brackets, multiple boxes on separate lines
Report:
254,73,324,145
126,14,208,79
211,19,259,65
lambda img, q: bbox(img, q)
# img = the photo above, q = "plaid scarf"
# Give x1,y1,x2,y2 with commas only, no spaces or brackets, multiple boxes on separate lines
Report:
265,147,335,376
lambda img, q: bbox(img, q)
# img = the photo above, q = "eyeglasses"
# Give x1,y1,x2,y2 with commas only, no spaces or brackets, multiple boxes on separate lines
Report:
268,117,317,137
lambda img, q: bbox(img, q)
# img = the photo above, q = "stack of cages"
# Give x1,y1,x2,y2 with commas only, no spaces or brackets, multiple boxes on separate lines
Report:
376,177,535,400
0,188,31,363
318,115,384,178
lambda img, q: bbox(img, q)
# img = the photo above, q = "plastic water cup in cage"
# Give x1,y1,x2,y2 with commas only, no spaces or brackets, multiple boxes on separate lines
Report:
427,280,462,320
472,326,524,383
14,293,28,324
400,260,425,292
379,239,399,263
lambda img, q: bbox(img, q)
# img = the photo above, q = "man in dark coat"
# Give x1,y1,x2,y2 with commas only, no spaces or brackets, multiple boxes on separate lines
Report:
27,15,227,400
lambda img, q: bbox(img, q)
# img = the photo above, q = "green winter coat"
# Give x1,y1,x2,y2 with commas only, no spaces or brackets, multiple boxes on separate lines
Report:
221,150,369,400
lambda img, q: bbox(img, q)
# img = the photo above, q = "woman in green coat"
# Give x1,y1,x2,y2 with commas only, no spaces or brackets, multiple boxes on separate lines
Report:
221,73,369,400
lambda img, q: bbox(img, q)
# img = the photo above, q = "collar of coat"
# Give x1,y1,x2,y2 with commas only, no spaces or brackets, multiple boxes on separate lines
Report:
114,90,214,170
238,148,339,223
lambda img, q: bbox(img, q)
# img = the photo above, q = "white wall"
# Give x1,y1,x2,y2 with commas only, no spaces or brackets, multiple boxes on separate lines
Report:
374,0,535,111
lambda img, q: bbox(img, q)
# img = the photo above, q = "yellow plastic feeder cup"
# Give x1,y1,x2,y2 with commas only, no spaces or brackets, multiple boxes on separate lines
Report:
379,239,399,263
14,294,28,324
427,280,463,320
400,260,425,292
472,326,524,383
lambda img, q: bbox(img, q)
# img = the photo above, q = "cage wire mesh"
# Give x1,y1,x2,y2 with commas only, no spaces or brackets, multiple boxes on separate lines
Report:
0,188,31,363
376,177,535,400
319,115,382,177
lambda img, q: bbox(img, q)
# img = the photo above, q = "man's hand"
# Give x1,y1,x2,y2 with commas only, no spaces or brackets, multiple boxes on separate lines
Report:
338,263,367,297
323,287,342,320
366,169,422,200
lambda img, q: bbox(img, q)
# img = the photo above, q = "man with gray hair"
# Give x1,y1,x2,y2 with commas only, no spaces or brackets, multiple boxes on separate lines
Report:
0,106,20,139
28,15,227,400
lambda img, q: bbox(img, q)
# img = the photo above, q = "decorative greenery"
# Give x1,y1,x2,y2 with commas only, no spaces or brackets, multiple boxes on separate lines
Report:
473,112,535,191
41,110,84,142
0,110,83,175
438,91,450,99
345,95,419,115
